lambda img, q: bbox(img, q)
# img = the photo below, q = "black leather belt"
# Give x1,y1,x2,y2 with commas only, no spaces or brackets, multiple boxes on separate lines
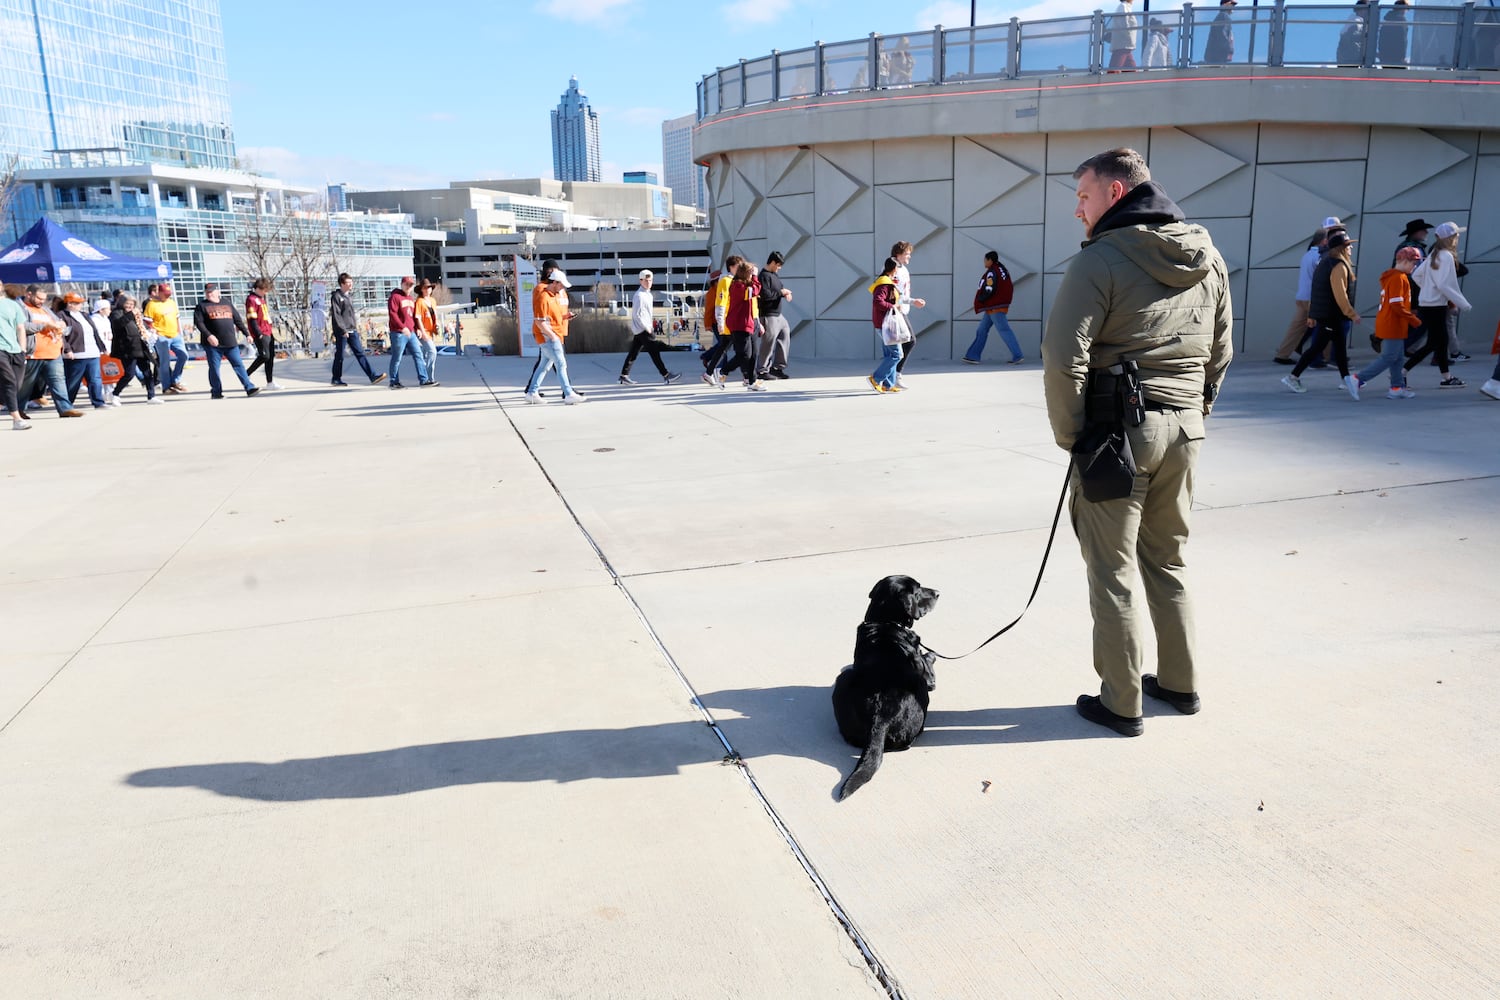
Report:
1143,399,1190,412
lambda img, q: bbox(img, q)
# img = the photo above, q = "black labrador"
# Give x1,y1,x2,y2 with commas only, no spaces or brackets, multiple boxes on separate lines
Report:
831,575,940,800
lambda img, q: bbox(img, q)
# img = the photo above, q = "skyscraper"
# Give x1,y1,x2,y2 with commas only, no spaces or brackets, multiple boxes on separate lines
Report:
0,0,236,169
661,113,706,213
551,76,600,183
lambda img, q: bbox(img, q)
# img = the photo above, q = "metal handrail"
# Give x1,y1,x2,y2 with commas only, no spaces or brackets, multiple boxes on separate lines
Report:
697,1,1497,120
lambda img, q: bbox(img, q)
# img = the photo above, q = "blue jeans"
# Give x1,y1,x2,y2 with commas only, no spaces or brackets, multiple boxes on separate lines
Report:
65,356,106,407
155,335,187,390
418,336,437,382
387,331,429,385
873,341,902,388
964,310,1022,362
23,357,73,413
526,338,576,396
204,343,255,395
332,331,376,382
1356,337,1407,389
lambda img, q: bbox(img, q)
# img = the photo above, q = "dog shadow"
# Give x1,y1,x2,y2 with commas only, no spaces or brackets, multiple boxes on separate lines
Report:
699,682,1109,801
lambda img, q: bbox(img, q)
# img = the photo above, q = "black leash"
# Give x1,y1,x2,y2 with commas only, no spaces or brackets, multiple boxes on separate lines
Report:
922,462,1072,661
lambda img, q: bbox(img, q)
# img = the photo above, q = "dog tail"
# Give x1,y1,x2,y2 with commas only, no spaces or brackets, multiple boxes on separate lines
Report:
838,719,889,800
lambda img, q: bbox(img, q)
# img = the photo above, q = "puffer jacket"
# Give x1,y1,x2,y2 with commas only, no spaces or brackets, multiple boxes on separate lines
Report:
1041,180,1233,450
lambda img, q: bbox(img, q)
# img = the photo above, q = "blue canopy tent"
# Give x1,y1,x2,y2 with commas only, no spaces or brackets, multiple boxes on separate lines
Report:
0,217,171,284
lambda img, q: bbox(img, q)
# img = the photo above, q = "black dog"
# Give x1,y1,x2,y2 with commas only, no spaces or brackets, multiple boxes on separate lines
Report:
831,575,940,800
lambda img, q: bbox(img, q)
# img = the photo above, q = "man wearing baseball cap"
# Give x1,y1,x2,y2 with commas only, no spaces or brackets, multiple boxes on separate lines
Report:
524,266,586,404
619,269,679,386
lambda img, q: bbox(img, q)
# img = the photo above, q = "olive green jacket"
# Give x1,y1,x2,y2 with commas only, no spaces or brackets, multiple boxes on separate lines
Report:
1042,210,1233,450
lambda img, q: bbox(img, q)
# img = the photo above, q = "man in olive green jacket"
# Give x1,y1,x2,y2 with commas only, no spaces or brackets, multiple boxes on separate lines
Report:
1042,147,1233,737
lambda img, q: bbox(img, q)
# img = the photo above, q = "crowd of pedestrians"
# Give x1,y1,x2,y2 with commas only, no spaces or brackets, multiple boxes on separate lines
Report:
1278,215,1494,401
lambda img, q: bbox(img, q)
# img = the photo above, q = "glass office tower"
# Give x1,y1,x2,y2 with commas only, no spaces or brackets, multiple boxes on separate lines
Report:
551,76,601,183
0,0,235,169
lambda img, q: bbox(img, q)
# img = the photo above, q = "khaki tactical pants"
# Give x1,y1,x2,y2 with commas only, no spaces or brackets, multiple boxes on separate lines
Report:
1069,407,1204,718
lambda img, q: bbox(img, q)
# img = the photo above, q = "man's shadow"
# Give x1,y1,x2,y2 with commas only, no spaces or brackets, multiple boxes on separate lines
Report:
125,720,728,802
122,686,1104,804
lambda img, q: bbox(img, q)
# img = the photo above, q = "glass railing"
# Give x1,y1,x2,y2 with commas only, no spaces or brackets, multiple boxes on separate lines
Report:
698,0,1499,118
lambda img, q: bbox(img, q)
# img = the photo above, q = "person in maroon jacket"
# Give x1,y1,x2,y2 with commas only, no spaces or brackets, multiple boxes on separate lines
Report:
244,278,281,389
962,250,1022,364
385,275,431,389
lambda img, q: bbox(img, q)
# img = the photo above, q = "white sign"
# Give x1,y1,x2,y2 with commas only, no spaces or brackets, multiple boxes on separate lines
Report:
514,255,538,359
309,280,328,353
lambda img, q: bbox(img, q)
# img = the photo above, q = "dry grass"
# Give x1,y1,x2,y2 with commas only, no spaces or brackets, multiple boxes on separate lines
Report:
487,312,633,355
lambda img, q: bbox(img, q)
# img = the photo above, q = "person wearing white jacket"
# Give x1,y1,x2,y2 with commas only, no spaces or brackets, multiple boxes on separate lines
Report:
1404,221,1471,387
618,270,679,386
1109,0,1141,70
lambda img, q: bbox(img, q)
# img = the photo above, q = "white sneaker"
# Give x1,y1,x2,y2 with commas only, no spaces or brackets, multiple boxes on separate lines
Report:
746,381,767,392
1281,374,1306,394
564,393,588,405
1386,387,1416,399
1343,374,1360,400
146,397,164,405
1481,379,1500,401
264,381,282,391
11,419,30,431
524,392,545,404
107,395,122,407
895,373,909,389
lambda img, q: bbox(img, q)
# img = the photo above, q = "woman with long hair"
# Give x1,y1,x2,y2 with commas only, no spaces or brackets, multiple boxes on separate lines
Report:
1404,222,1471,388
722,261,765,391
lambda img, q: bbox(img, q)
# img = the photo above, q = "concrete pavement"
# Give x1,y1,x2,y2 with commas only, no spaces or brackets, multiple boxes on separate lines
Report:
2,347,1497,999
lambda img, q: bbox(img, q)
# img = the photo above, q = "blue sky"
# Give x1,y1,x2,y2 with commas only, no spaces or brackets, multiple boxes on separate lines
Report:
220,0,1364,192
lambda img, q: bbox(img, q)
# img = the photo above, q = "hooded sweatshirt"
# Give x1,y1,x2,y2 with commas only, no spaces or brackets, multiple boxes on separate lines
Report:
1375,268,1422,341
1041,180,1233,450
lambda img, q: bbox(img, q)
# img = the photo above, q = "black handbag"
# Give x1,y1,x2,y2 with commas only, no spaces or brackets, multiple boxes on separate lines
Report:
1070,423,1137,502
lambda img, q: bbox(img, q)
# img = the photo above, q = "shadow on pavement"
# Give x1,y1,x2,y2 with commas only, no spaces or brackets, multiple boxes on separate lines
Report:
124,721,726,800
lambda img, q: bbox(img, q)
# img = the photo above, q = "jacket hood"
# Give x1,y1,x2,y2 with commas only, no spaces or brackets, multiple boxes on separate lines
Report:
868,275,898,294
1085,180,1215,288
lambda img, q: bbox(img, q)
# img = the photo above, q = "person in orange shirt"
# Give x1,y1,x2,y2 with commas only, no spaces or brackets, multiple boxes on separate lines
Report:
413,279,442,387
523,267,586,405
19,284,84,417
1353,246,1423,399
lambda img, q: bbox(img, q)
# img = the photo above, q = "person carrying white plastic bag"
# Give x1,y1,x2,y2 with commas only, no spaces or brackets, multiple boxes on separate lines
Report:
868,256,909,393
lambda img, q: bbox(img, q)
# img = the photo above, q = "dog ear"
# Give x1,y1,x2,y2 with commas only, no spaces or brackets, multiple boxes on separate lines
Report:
901,585,924,623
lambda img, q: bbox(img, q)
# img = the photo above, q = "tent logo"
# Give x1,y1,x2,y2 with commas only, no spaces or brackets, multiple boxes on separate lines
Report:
58,265,73,280
0,243,38,263
61,237,108,261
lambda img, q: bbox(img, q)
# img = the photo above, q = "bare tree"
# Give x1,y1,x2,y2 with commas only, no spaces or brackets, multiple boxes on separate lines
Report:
0,152,26,243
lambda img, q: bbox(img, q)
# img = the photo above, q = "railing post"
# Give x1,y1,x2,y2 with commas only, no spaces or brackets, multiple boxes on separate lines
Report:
1008,18,1021,78
869,32,881,89
1269,0,1286,66
1361,1,1377,68
1180,4,1195,68
1098,8,1110,73
1457,1,1478,70
771,50,780,101
934,25,947,83
696,80,703,120
814,40,825,96
739,59,748,107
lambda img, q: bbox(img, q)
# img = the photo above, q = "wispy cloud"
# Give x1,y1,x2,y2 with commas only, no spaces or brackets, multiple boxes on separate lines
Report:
912,0,1087,30
237,146,451,192
540,0,636,24
737,0,795,26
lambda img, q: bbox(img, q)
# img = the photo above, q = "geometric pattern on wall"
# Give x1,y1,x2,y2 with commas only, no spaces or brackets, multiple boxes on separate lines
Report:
1146,126,1251,218
954,137,1042,227
875,181,952,276
767,147,815,196
1466,156,1500,262
766,193,814,265
1248,162,1362,267
814,232,876,321
1363,127,1472,212
1195,217,1250,321
1042,173,1089,273
733,155,768,242
815,145,874,234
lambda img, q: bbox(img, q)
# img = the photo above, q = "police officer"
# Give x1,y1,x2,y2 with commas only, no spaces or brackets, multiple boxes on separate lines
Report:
1041,148,1233,736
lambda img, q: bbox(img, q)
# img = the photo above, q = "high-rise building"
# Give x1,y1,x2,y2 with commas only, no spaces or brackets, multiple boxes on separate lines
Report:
551,76,600,183
623,171,658,185
0,0,236,170
661,113,706,213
